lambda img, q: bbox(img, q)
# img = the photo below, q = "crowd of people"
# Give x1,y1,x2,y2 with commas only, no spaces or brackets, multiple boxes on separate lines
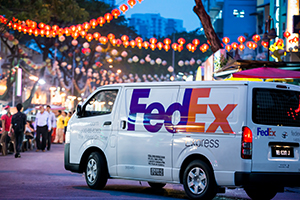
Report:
0,104,72,158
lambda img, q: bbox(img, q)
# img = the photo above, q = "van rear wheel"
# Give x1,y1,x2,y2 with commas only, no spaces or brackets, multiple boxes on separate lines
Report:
183,160,217,200
148,182,166,189
244,185,277,200
85,152,108,190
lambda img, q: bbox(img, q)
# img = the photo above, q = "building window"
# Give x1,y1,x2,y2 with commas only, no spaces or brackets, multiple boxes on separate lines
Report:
233,9,245,18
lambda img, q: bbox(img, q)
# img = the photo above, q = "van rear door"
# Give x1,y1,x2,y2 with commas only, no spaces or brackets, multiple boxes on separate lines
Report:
249,83,300,173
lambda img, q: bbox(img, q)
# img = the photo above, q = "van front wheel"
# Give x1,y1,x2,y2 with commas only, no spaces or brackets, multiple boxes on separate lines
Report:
183,160,217,200
85,152,108,190
244,185,277,200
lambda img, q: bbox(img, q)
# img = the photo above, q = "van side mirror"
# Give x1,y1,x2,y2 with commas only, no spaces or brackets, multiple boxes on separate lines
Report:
76,105,82,117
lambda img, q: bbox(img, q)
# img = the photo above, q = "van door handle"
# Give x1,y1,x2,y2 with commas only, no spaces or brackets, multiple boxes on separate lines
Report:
121,120,126,129
104,121,112,126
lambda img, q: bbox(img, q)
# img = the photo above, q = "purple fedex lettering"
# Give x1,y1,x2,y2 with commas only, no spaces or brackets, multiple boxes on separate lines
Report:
128,88,192,133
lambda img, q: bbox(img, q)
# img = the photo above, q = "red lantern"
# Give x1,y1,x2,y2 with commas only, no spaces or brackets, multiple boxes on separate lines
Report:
225,44,232,52
111,38,117,46
172,43,179,51
222,37,230,45
138,0,143,3
164,38,171,45
130,40,136,48
128,0,136,8
97,17,106,26
120,4,129,13
116,39,122,46
135,37,143,43
123,41,129,48
76,24,83,32
187,43,193,51
104,13,113,23
202,44,209,51
252,42,258,50
246,41,253,49
44,25,51,31
283,31,291,38
99,36,108,44
252,34,260,42
86,33,93,42
238,44,245,51
192,39,200,46
22,26,28,34
150,43,156,51
178,38,186,45
30,21,37,29
261,41,269,48
40,29,45,37
143,41,150,49
93,32,101,40
157,42,163,50
64,27,71,36
231,42,238,50
17,25,22,32
80,30,87,38
238,36,246,43
33,29,39,36
90,19,98,28
38,22,45,29
28,28,33,35
121,35,129,41
137,42,143,49
207,40,211,45
69,25,76,33
149,38,157,44
107,33,115,40
164,44,170,51
178,45,184,52
111,9,121,19
72,32,79,39
45,30,51,37
83,22,91,31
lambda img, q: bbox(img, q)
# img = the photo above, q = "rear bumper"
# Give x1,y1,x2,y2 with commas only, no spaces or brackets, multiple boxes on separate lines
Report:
64,143,80,173
235,172,300,187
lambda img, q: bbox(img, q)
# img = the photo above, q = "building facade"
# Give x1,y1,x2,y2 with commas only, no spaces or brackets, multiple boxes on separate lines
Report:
128,13,186,39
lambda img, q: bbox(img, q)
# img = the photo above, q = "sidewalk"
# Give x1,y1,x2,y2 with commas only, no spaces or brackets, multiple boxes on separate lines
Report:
286,187,300,194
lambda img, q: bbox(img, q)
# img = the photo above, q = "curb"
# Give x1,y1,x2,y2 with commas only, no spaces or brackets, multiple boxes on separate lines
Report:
285,187,300,194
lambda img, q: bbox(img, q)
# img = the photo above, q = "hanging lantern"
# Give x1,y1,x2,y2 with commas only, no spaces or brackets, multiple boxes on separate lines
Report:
121,35,129,41
121,51,128,57
58,35,65,42
61,62,67,67
185,60,190,66
157,42,163,50
168,66,174,73
172,43,179,51
93,32,101,40
130,40,136,48
111,9,121,19
128,58,133,63
252,42,258,50
283,31,291,38
222,37,230,45
164,38,171,45
178,45,184,52
71,39,78,46
149,38,157,44
76,57,81,62
99,36,108,44
111,38,117,46
231,42,238,50
123,41,130,48
246,41,253,49
137,42,143,49
190,58,195,65
238,44,245,51
164,44,170,51
128,0,137,8
197,59,202,65
143,41,150,49
120,4,129,13
83,22,91,31
225,44,232,52
135,37,143,43
207,40,211,45
116,39,122,47
72,32,79,39
162,60,167,66
69,25,76,33
104,13,113,23
252,34,261,43
192,39,200,46
178,60,184,67
132,55,139,62
107,33,115,41
80,30,87,38
202,43,209,51
238,36,246,43
90,19,98,28
86,33,93,42
178,38,186,45
150,60,155,65
140,59,145,64
187,43,193,51
261,41,269,48
150,43,156,51
82,42,89,49
156,58,162,65
97,17,106,26
38,22,45,29
40,29,45,37
95,45,103,52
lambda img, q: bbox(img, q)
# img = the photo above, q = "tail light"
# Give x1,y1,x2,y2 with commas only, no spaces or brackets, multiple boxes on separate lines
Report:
241,126,252,159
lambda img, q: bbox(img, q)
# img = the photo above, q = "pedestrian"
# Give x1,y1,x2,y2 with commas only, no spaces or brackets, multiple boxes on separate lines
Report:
9,103,27,158
34,106,51,152
46,105,56,151
0,105,12,156
53,110,64,144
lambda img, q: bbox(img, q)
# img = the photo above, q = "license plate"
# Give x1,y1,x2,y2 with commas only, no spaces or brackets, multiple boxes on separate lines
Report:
271,146,294,158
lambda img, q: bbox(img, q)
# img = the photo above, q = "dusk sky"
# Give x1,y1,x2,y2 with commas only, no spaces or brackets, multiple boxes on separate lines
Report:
115,0,201,32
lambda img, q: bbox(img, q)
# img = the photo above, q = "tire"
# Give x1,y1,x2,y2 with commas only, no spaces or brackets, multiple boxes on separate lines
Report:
148,182,166,189
244,186,277,200
85,152,108,190
183,160,217,200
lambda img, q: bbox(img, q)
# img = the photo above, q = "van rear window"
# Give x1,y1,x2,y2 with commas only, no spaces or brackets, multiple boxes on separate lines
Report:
252,88,300,127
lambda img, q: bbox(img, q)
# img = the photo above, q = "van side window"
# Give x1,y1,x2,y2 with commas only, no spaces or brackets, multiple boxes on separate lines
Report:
83,90,118,117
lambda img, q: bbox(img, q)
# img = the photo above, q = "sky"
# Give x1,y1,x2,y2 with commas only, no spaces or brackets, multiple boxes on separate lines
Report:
115,0,201,32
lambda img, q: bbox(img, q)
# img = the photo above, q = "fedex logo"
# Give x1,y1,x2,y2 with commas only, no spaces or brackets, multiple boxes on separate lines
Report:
127,88,237,134
257,127,276,136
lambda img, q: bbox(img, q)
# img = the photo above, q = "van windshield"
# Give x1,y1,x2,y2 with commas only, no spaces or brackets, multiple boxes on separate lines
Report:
252,88,300,127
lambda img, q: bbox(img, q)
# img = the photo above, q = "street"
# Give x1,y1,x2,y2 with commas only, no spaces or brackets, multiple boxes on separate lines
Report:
0,144,300,200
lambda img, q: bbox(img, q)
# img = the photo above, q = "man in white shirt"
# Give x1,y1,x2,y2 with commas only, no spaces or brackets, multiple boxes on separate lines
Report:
46,105,56,151
34,106,51,152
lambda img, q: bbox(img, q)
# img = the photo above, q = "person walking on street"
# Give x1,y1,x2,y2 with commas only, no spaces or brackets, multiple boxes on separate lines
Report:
53,110,64,144
9,103,27,158
0,105,12,156
46,105,56,151
34,106,51,152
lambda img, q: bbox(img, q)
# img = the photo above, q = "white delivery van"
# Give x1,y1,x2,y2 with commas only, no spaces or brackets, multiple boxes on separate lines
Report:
65,81,300,200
